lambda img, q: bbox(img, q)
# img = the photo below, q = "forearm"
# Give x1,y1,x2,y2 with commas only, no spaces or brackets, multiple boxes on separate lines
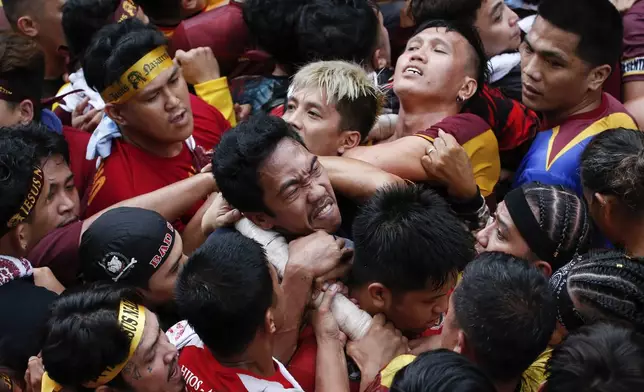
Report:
180,194,215,255
316,339,350,392
319,156,404,202
273,267,314,363
83,173,217,232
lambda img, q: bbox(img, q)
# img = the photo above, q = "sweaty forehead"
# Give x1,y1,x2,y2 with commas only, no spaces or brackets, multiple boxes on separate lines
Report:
413,27,468,49
258,139,311,186
528,16,581,59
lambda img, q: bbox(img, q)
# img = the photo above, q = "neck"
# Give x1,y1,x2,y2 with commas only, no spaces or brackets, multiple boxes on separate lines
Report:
121,128,185,158
216,345,275,378
0,236,25,259
396,100,459,138
494,379,521,392
620,220,644,258
545,91,603,125
44,49,65,81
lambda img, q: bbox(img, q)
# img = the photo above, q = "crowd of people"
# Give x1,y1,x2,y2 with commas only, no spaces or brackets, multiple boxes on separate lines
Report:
0,0,644,391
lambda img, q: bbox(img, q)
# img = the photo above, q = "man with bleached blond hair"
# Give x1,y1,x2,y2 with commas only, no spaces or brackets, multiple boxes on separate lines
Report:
282,60,384,156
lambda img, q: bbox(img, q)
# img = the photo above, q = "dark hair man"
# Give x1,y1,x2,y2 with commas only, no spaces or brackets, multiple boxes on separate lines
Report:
441,252,556,392
170,231,407,392
338,20,500,199
0,122,218,293
513,0,636,196
40,285,185,392
543,323,644,392
81,19,230,244
0,32,46,126
79,207,189,329
3,0,67,98
288,184,476,391
213,113,404,368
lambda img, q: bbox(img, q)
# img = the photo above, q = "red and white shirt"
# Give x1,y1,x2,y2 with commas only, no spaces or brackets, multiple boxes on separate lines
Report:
167,321,303,392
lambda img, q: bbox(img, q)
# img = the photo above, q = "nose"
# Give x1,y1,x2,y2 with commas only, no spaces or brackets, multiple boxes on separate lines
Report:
307,180,328,205
162,335,179,364
476,224,492,249
165,88,181,110
283,110,303,131
58,190,76,215
434,295,450,316
508,7,519,26
522,52,541,83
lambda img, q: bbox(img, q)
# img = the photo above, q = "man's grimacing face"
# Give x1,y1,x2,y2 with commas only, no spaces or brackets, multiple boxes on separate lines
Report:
255,138,342,236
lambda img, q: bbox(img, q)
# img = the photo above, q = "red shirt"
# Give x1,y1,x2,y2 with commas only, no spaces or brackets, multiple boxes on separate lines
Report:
62,126,95,202
82,95,229,231
288,325,442,392
167,321,302,392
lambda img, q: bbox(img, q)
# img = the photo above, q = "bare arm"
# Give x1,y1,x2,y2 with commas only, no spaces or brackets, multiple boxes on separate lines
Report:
314,285,350,392
342,136,432,182
319,156,405,202
623,81,644,129
81,172,217,234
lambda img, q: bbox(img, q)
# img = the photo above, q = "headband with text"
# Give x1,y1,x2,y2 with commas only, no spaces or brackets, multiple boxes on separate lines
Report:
41,299,146,392
101,46,173,104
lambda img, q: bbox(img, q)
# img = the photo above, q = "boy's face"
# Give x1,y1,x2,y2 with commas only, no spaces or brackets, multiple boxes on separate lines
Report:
385,276,455,337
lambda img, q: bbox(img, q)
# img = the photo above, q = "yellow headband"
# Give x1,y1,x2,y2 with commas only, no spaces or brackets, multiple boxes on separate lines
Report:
5,167,44,230
41,300,147,392
100,46,173,104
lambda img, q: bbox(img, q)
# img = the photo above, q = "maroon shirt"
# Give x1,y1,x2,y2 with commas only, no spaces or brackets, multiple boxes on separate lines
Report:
28,221,83,288
622,1,644,85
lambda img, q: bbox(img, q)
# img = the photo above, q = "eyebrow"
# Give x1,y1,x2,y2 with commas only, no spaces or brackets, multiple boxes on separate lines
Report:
142,66,179,96
142,327,161,360
407,36,423,47
497,213,510,235
277,156,318,196
489,1,504,17
524,37,568,63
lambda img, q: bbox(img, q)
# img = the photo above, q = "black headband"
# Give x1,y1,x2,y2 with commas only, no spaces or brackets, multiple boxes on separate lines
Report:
505,186,561,263
549,257,586,331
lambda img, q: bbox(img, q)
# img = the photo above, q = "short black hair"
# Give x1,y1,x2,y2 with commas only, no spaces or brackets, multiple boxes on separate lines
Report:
212,113,305,215
0,123,69,233
0,32,45,121
390,349,496,392
410,0,483,26
453,252,556,382
581,128,644,216
350,184,475,293
83,18,167,94
412,19,489,97
132,0,180,21
545,323,644,392
175,231,274,358
243,0,379,71
537,0,623,67
62,0,123,62
3,0,44,27
40,284,139,390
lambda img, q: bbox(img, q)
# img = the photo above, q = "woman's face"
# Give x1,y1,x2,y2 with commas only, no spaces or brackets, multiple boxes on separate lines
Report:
476,201,532,259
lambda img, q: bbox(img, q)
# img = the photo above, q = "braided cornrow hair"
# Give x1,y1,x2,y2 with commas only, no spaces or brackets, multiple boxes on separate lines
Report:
522,183,593,271
567,249,644,334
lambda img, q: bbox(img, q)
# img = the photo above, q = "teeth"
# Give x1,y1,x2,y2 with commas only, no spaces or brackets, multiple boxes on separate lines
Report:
405,67,422,75
316,203,332,218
